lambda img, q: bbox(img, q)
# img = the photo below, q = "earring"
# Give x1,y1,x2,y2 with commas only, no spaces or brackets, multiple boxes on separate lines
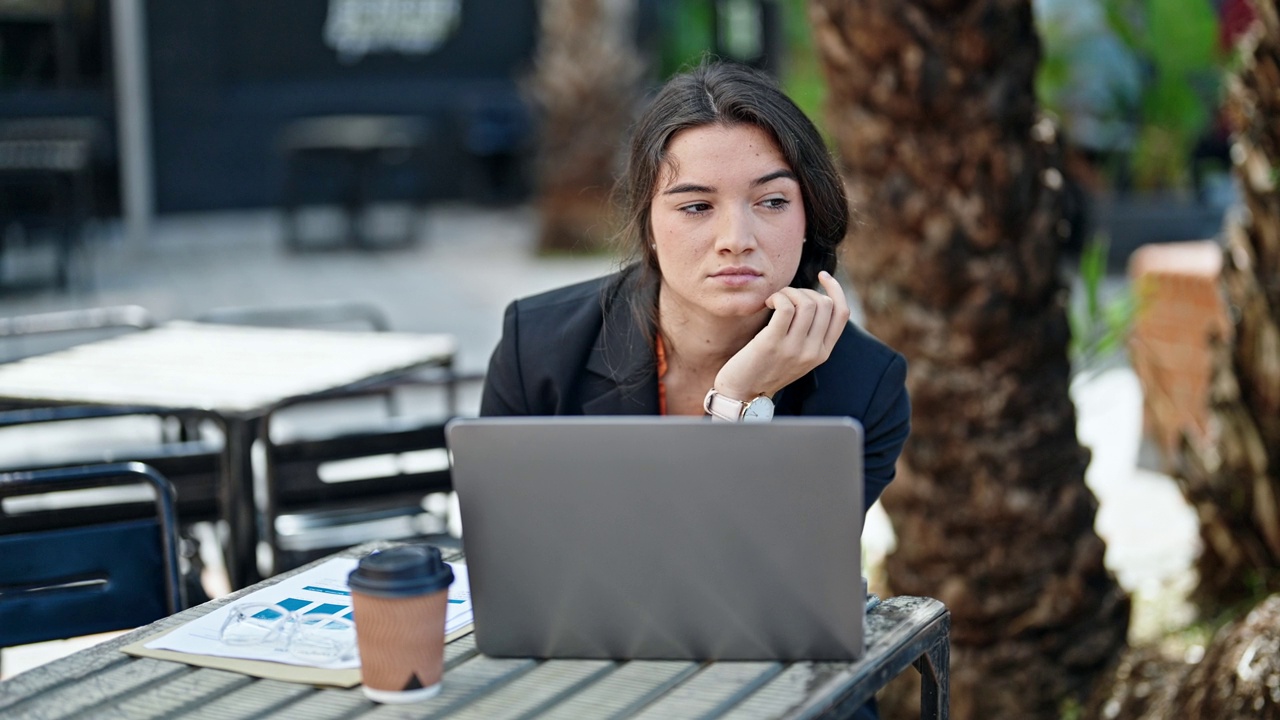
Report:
650,243,657,250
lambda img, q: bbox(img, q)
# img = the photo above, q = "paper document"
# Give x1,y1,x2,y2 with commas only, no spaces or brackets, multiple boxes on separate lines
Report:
146,558,472,669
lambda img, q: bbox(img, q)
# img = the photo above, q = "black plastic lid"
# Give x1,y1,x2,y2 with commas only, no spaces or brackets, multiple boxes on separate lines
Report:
347,545,454,598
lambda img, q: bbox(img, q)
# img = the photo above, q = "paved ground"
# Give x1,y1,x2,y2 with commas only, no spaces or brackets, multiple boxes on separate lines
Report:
0,203,1200,677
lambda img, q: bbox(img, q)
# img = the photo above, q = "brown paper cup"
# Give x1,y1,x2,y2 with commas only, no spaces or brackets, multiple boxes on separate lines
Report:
351,587,448,703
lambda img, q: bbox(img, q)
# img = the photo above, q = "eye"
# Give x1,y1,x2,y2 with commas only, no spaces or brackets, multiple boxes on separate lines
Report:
760,197,791,212
679,202,712,216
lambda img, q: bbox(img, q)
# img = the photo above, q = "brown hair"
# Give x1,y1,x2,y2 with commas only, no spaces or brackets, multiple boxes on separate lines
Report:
613,60,848,338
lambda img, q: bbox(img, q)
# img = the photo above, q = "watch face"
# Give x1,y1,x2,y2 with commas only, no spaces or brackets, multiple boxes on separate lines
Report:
743,396,774,421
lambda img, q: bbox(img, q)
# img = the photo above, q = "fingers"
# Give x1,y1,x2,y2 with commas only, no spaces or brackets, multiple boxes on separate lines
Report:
816,270,851,347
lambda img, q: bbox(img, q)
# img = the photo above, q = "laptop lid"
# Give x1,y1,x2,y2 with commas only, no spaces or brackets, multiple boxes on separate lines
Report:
445,416,865,661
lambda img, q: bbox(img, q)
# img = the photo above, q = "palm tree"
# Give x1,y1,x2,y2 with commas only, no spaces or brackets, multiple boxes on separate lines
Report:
1175,0,1280,615
528,0,643,253
808,1,1130,717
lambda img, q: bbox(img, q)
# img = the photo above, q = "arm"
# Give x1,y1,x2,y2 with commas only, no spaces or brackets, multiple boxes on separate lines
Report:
860,352,910,512
479,302,529,416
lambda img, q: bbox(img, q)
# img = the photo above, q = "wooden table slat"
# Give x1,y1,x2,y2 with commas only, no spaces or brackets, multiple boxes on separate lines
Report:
357,655,534,719
5,657,187,720
718,662,851,720
444,659,614,720
631,662,782,720
83,667,252,720
171,678,313,720
538,660,700,720
257,687,372,720
0,647,132,713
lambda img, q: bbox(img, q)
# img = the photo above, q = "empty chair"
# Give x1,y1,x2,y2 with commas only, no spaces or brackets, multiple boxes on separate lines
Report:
278,114,432,250
0,304,155,363
195,300,390,332
0,117,106,290
0,406,223,603
0,462,182,653
259,370,483,575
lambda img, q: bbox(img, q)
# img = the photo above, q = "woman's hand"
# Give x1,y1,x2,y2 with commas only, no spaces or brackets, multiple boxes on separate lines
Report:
713,271,851,400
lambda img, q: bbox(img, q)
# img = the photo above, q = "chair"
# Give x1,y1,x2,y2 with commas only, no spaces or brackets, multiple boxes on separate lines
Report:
278,114,432,251
259,370,483,575
0,406,223,602
0,462,182,651
0,304,156,364
0,117,105,290
194,300,390,332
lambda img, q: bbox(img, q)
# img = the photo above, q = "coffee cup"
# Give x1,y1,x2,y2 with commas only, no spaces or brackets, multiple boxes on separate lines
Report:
348,545,454,703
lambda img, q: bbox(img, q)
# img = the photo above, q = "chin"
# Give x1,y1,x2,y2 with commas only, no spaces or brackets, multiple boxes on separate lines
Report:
707,297,771,319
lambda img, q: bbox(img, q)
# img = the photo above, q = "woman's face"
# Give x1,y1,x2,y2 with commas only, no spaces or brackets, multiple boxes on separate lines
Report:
650,123,806,324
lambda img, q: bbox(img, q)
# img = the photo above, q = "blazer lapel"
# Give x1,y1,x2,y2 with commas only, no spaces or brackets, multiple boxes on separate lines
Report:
581,294,659,416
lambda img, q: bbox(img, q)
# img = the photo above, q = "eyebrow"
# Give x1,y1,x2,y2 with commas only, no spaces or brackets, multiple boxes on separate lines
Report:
661,169,797,196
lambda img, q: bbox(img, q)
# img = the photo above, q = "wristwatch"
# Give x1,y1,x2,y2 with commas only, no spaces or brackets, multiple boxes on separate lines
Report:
703,388,775,422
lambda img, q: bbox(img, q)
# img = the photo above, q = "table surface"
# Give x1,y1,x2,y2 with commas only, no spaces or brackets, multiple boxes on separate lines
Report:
0,545,950,720
0,321,456,415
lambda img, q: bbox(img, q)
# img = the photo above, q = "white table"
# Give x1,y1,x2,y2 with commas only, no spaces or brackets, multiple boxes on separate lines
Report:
0,321,456,588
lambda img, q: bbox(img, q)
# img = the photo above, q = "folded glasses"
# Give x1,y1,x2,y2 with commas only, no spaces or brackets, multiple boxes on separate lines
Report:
218,602,356,665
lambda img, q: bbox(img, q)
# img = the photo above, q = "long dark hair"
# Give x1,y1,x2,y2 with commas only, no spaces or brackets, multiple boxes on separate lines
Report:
613,60,849,341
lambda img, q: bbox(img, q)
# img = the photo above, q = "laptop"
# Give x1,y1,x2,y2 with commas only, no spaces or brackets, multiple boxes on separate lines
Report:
445,416,865,661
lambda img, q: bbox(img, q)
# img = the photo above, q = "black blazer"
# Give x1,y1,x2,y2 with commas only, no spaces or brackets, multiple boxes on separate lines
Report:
480,269,911,511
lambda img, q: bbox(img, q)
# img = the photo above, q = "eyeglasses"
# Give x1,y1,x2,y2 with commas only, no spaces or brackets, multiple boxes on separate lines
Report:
217,602,356,664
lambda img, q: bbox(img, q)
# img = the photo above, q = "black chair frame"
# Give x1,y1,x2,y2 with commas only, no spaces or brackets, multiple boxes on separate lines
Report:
258,370,482,575
0,462,182,649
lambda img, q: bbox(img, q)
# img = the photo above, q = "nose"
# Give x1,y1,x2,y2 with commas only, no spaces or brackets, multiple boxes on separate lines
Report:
714,203,757,254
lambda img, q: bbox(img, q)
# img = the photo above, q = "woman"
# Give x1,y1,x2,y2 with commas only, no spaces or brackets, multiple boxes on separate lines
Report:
480,61,909,514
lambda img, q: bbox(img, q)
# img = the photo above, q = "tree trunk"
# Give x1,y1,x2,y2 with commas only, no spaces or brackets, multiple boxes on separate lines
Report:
1087,593,1280,719
528,0,642,253
1174,0,1280,616
808,1,1130,717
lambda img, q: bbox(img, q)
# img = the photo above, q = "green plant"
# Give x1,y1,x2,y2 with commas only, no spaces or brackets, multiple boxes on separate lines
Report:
1101,0,1226,189
1069,234,1140,373
1035,0,1227,191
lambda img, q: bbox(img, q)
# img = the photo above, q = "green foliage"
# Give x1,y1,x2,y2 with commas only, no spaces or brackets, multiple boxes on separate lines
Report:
1102,0,1225,189
657,1,715,79
1069,235,1140,373
778,1,827,138
1036,0,1228,190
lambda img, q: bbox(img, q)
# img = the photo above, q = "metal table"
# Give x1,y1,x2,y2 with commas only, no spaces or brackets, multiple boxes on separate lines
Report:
0,322,455,589
0,544,950,719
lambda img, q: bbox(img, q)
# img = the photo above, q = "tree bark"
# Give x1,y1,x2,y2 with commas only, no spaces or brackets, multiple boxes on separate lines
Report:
528,0,642,253
1087,593,1280,719
1174,0,1280,616
808,1,1130,717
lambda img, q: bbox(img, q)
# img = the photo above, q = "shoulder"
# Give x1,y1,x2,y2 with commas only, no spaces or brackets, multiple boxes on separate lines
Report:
503,271,629,329
509,274,609,315
805,322,907,414
826,322,905,375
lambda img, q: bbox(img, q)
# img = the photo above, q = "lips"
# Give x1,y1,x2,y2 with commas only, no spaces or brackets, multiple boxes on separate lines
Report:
710,267,763,287
710,267,763,278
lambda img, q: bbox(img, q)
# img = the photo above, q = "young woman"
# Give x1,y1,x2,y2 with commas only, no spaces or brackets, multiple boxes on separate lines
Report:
480,61,910,515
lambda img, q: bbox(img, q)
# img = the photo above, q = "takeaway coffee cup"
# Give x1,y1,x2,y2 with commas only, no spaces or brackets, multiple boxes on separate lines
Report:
348,545,454,703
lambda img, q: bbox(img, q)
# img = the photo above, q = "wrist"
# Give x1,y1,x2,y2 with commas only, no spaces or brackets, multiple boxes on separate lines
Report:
704,387,774,422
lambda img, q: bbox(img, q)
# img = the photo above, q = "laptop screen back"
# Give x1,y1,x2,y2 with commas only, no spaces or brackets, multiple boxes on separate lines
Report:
446,416,865,661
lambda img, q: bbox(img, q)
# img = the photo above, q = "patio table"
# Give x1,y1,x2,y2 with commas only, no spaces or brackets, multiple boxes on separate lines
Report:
0,543,951,719
0,321,455,589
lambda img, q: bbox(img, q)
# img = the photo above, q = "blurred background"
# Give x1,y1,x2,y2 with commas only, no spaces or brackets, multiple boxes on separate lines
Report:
3,1,1278,718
